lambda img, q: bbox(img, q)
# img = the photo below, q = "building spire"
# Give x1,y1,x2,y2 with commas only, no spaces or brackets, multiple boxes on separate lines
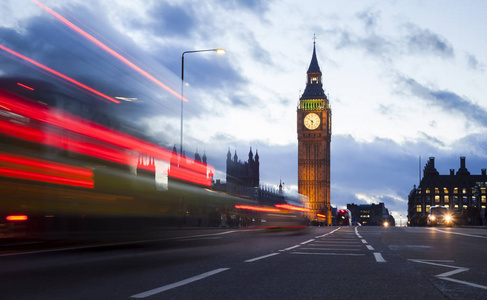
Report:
300,38,326,101
307,37,321,74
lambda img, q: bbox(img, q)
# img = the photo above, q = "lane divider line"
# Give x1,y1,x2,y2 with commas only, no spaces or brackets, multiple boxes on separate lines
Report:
130,268,230,298
281,245,300,251
245,252,280,263
373,252,386,263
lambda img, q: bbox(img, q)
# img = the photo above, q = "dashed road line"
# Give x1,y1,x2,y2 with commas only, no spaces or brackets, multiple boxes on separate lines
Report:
130,268,230,298
366,245,375,251
373,252,386,263
281,245,301,251
245,252,280,263
292,252,366,256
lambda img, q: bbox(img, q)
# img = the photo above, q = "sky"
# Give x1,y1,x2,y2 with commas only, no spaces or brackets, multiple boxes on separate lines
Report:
1,0,487,223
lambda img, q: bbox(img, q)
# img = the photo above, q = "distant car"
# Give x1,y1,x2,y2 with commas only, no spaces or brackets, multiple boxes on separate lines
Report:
428,206,453,227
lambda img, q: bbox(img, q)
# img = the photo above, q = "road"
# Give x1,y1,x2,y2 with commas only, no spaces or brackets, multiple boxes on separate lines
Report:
1,226,487,299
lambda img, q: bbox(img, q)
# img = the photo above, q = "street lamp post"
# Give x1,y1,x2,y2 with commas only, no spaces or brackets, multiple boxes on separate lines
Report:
180,48,226,156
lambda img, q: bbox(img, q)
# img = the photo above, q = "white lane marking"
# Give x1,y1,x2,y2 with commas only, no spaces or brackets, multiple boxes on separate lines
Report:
282,245,300,251
245,252,280,263
373,252,386,262
361,239,368,244
301,239,315,245
315,227,341,238
303,244,362,247
313,241,361,244
354,227,362,238
292,252,365,256
300,248,362,251
433,228,487,239
366,245,375,251
439,277,487,290
437,267,470,278
130,268,230,298
408,259,487,290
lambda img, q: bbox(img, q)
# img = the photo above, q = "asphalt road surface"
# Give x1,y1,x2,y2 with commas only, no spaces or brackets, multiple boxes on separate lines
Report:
1,226,487,299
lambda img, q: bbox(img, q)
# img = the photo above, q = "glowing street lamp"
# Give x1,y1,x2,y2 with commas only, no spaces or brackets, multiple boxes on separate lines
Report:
180,48,226,156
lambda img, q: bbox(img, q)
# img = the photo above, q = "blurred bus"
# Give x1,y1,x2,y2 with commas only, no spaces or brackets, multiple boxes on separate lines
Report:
336,209,352,226
0,78,307,240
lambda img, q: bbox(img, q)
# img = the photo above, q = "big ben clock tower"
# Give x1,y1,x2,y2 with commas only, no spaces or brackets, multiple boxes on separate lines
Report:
297,41,331,225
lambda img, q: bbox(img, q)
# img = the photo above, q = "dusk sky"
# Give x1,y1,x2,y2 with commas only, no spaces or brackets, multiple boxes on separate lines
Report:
2,0,487,223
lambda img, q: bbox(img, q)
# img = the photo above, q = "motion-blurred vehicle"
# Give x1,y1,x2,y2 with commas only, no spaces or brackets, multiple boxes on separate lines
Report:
337,209,352,226
0,79,308,240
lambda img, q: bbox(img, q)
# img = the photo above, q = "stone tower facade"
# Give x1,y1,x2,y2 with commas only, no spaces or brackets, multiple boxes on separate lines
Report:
297,42,332,225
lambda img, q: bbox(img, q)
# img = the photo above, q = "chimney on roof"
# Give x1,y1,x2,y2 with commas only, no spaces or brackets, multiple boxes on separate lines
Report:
482,169,486,176
457,156,470,175
450,169,455,175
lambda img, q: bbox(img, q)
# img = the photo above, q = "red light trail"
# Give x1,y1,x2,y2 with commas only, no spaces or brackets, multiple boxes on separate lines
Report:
32,0,187,102
234,205,281,213
0,44,120,104
274,204,310,212
0,152,94,188
0,89,212,186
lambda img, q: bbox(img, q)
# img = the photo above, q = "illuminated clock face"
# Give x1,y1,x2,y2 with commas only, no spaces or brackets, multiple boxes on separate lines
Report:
304,113,320,130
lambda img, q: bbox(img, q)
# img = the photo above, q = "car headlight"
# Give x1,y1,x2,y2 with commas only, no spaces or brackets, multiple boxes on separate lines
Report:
445,215,452,222
383,221,389,227
430,215,436,221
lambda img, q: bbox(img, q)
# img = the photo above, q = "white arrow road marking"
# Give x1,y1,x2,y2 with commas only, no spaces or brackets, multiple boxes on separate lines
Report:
408,259,487,290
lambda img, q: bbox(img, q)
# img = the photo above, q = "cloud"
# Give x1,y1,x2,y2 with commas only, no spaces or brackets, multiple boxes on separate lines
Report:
356,8,381,33
148,3,196,37
216,0,271,14
394,74,487,127
403,23,454,58
466,52,485,72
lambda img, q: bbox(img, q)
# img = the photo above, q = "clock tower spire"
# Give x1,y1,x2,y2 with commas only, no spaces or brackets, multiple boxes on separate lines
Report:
297,41,332,225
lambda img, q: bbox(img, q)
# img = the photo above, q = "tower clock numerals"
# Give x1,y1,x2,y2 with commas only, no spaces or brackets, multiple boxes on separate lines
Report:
304,113,320,130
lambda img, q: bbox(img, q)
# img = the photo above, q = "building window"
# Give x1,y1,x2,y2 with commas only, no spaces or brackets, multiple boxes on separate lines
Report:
435,195,440,204
435,187,439,194
462,196,468,205
444,195,449,203
455,204,459,208
416,205,422,213
426,195,431,204
454,188,458,194
482,196,486,203
426,188,430,194
462,188,467,194
481,187,486,194
472,196,477,204
443,187,448,194
453,195,458,204
426,205,431,212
